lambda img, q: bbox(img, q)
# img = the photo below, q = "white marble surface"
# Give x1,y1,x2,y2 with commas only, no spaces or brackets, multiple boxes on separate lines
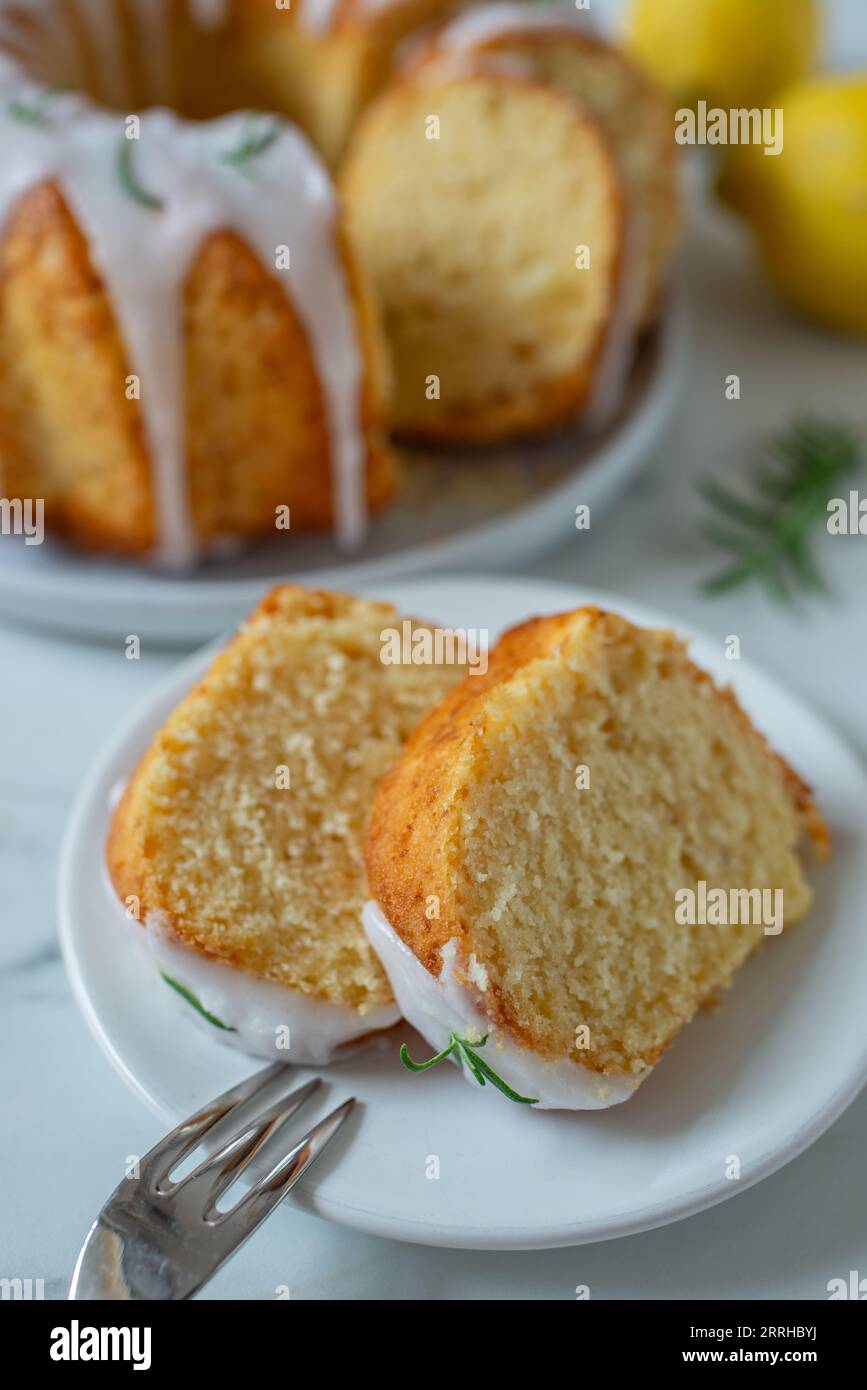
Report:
3,3,867,1300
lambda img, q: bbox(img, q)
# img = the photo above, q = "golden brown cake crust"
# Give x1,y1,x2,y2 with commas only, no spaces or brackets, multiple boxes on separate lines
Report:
0,181,157,556
365,610,602,978
107,583,466,1008
365,606,830,1066
107,586,394,974
0,177,396,558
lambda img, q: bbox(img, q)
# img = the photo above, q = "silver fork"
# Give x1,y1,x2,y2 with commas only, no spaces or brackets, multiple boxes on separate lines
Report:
68,1063,354,1300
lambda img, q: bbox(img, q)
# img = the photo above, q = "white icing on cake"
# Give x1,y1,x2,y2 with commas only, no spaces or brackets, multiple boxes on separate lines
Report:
363,901,647,1110
0,0,368,564
138,910,401,1062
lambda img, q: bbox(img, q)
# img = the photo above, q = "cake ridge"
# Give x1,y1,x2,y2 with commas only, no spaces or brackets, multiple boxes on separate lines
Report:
0,1,369,565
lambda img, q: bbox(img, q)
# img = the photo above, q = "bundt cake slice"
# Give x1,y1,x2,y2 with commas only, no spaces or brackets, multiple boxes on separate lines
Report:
341,67,624,442
0,1,399,566
410,4,680,330
107,585,466,1062
0,168,396,562
365,608,828,1109
341,3,679,443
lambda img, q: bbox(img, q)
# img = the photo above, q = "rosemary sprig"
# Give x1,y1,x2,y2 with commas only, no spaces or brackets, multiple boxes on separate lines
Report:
699,418,862,600
116,135,165,210
220,118,280,174
7,83,70,128
159,971,236,1032
400,1033,538,1105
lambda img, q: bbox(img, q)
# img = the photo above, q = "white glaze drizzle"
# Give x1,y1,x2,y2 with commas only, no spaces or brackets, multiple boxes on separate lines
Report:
363,901,647,1111
104,766,400,1060
140,910,401,1062
0,1,368,564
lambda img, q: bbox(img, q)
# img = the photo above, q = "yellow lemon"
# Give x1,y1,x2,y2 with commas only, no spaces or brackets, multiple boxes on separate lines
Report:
719,76,867,335
626,0,820,109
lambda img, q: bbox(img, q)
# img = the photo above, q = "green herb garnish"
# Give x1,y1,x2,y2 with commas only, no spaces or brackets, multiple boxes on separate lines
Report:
7,84,70,128
400,1033,538,1104
220,118,280,174
159,971,236,1031
699,417,862,601
116,135,165,210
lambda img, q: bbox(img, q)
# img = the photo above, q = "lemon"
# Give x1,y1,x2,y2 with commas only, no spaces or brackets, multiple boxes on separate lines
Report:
719,76,867,335
626,0,820,110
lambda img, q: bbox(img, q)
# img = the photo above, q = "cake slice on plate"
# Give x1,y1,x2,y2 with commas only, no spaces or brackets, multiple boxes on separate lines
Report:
341,66,624,442
341,3,679,442
364,607,828,1109
107,585,465,1061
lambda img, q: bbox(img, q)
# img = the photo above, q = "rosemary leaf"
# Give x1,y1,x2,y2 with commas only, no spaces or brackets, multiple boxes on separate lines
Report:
697,478,776,529
220,119,280,174
399,1038,456,1072
702,562,758,595
159,971,235,1031
700,520,761,556
458,1043,538,1105
116,136,165,210
6,83,69,127
399,1031,538,1105
699,417,862,600
455,1039,489,1088
786,536,826,592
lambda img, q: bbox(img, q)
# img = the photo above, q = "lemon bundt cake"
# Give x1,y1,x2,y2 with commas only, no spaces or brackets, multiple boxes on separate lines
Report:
0,2,679,560
341,5,679,441
0,0,424,566
365,608,828,1109
107,585,466,1061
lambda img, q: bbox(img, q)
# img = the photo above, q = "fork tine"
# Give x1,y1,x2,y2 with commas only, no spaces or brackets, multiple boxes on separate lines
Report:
69,1070,357,1301
218,1098,355,1235
141,1062,289,1186
171,1078,321,1214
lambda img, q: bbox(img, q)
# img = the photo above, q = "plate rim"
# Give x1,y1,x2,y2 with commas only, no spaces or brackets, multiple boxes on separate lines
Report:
57,573,867,1250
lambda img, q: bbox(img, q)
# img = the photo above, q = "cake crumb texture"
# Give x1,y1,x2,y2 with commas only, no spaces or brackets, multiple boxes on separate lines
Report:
108,585,464,1009
366,607,828,1071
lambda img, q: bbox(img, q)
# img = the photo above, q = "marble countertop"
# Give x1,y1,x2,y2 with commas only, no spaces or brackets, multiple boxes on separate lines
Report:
3,162,867,1301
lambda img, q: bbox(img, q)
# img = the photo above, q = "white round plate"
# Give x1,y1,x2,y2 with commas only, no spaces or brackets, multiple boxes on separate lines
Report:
59,576,867,1250
2,305,685,645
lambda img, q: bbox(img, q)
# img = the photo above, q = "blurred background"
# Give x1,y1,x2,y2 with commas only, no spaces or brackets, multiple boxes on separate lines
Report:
601,0,867,68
